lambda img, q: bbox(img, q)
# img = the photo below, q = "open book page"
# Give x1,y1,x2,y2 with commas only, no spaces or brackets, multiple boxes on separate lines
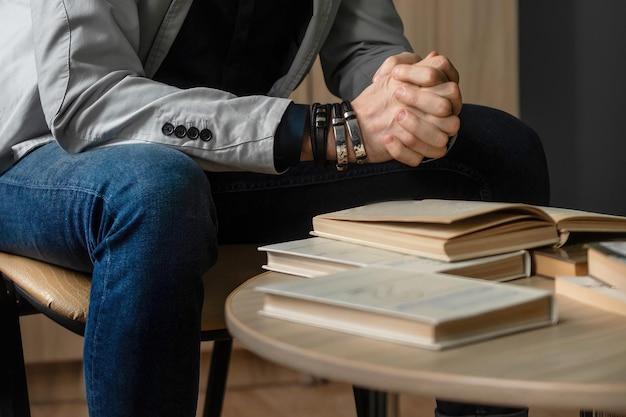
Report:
317,199,553,224
539,206,626,233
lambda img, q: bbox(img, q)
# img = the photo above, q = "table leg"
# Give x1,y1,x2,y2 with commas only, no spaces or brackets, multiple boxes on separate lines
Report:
353,387,387,417
580,411,626,417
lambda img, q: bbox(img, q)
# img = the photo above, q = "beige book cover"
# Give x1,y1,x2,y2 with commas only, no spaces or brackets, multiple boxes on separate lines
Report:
256,268,557,350
555,275,626,317
259,237,530,281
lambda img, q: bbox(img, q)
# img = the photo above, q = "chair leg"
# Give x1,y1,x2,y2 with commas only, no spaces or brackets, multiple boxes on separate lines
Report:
202,336,233,417
353,386,388,417
0,279,31,417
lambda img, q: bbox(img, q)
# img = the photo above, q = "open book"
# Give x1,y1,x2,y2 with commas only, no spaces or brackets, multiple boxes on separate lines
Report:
256,268,557,350
259,237,530,281
311,199,626,261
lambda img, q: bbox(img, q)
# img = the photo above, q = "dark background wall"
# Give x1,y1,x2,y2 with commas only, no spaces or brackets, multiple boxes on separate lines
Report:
519,1,626,216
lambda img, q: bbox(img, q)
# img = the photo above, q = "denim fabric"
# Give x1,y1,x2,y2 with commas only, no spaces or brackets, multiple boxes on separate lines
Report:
208,104,550,244
0,143,218,417
0,104,548,417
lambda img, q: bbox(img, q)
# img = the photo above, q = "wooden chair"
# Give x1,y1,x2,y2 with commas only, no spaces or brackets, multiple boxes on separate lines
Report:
0,244,265,417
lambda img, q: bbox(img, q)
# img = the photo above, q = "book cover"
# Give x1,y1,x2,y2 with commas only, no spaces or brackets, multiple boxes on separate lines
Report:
311,199,626,261
554,275,626,317
256,268,557,350
587,241,626,290
259,237,530,281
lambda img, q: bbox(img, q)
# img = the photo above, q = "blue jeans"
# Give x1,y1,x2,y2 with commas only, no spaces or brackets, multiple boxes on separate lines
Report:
0,104,547,417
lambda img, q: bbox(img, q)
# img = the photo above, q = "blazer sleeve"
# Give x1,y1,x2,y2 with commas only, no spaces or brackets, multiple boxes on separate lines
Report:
29,0,291,173
319,0,413,101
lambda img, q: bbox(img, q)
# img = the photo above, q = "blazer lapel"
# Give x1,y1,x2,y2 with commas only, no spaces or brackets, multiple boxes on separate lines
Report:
268,0,340,98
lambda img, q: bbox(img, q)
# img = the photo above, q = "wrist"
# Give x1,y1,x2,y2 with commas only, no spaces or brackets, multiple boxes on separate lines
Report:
306,101,368,171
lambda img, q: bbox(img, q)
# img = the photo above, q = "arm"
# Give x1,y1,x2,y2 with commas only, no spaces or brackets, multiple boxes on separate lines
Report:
319,0,413,100
317,0,462,167
30,0,290,174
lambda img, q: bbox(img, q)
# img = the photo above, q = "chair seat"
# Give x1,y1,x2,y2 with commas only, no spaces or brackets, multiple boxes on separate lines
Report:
0,244,265,417
0,245,265,335
0,252,90,323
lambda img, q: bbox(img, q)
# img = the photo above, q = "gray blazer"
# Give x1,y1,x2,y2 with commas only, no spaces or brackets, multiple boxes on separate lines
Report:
0,0,411,174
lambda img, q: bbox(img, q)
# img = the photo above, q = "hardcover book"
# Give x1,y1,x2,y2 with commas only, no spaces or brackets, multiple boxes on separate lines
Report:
256,268,557,350
259,237,530,281
311,199,626,261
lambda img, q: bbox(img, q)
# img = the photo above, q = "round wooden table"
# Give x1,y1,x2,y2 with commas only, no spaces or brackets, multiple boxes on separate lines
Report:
225,272,626,414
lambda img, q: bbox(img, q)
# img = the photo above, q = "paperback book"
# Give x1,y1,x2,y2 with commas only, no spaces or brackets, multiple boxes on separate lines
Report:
259,237,530,281
531,243,589,278
586,241,626,290
256,268,557,350
554,275,626,317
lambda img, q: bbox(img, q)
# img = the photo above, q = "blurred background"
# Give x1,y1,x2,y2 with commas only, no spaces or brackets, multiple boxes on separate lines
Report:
293,0,626,216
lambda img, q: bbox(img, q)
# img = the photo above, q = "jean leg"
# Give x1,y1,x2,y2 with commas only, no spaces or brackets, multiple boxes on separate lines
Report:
444,104,550,205
0,142,218,417
208,104,550,244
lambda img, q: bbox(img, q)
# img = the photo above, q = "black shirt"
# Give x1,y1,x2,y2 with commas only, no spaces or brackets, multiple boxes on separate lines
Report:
154,1,313,171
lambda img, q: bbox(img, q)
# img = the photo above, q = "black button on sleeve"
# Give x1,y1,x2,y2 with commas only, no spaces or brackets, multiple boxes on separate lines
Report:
199,129,213,142
187,127,200,140
174,125,187,138
162,122,175,136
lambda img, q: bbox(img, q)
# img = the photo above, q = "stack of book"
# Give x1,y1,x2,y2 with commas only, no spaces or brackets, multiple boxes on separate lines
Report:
555,241,626,316
255,199,626,350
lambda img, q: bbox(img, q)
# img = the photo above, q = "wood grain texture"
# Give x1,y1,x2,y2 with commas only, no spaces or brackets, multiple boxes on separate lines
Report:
227,272,626,413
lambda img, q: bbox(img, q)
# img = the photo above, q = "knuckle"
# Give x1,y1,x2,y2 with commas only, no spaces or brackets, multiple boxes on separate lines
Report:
423,67,439,84
446,82,461,98
433,98,452,116
448,116,461,134
433,132,450,149
385,55,401,67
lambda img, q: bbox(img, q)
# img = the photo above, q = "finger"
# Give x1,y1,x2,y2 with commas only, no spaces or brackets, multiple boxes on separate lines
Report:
373,52,421,82
395,110,451,157
416,54,460,84
392,64,449,87
383,135,425,167
420,83,462,116
397,82,462,117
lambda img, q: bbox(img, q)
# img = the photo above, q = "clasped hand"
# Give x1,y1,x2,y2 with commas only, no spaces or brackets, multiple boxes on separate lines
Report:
351,51,462,166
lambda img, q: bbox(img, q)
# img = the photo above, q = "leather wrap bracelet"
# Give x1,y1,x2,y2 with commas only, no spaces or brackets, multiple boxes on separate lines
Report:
331,103,349,171
310,103,329,170
308,100,368,172
341,100,368,164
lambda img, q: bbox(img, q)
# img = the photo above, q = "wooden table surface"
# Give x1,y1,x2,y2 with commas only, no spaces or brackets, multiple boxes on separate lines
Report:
225,272,626,413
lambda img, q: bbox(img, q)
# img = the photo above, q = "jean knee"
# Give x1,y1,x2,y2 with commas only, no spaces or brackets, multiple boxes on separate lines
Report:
97,145,218,268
